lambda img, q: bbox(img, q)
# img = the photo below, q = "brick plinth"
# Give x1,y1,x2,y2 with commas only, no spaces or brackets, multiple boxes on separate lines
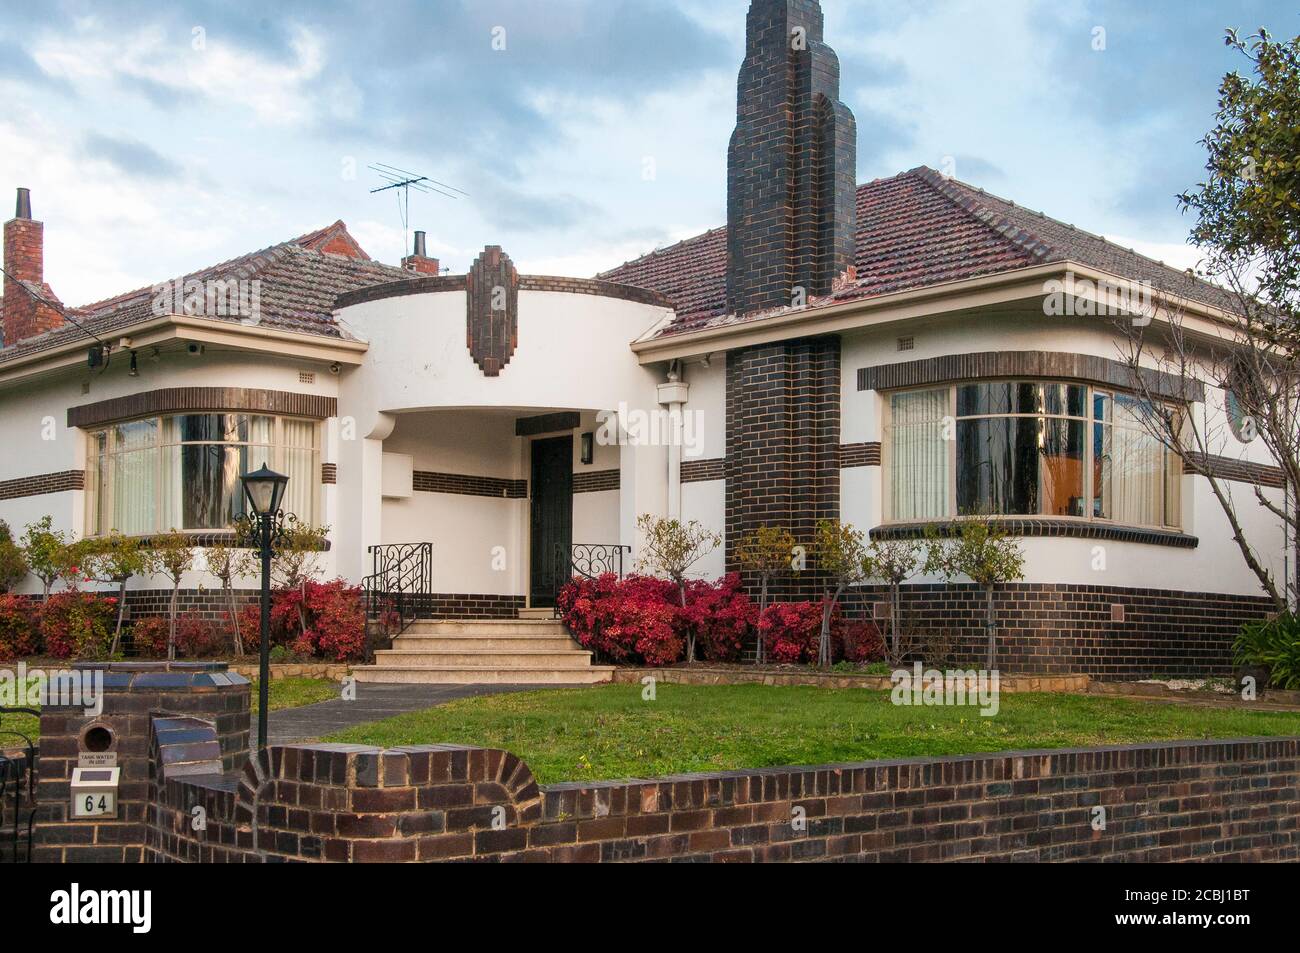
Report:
32,661,250,863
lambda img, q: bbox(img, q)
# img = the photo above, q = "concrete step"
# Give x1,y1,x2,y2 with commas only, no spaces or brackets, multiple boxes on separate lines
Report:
517,608,556,620
352,666,614,685
388,635,580,652
372,649,596,668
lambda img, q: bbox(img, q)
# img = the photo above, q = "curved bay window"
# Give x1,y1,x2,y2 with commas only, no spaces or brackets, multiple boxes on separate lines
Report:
885,381,1182,529
86,413,318,535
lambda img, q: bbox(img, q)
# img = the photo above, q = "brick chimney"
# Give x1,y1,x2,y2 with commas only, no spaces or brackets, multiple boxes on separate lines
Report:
726,0,857,316
2,188,64,346
402,230,440,276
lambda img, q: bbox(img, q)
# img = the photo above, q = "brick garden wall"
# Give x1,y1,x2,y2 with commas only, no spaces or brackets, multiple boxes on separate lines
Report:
843,583,1274,678
148,734,1300,863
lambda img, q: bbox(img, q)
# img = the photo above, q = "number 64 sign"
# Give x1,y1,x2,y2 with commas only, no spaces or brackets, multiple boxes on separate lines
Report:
70,767,121,818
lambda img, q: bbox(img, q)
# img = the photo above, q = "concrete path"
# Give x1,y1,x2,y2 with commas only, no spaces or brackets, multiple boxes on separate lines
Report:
256,682,579,746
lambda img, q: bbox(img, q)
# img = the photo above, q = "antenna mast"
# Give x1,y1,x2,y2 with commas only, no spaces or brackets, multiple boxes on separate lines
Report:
369,163,468,255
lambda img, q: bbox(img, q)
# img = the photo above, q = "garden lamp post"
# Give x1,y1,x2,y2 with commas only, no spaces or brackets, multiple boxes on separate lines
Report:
240,464,288,752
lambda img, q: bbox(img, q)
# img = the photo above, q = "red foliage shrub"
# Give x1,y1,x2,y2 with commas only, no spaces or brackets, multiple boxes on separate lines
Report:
130,616,170,658
758,601,833,664
557,573,684,667
0,594,38,660
39,591,115,659
174,612,228,658
236,580,365,661
840,620,886,664
683,574,757,662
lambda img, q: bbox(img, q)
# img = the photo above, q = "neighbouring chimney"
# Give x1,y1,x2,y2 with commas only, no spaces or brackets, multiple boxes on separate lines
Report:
402,229,440,276
2,188,64,347
726,0,857,316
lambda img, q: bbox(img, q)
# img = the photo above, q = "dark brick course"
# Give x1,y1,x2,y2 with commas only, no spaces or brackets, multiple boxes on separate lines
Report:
412,470,527,499
0,469,84,500
573,469,619,494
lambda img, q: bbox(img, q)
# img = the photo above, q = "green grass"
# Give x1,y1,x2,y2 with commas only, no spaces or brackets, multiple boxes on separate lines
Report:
327,683,1300,784
0,677,339,746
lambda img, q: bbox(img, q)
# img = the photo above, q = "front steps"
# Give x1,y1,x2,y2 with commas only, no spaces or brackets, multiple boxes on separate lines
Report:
352,619,614,685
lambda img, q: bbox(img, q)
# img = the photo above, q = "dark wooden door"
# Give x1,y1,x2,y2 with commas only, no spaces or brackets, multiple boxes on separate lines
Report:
529,436,573,607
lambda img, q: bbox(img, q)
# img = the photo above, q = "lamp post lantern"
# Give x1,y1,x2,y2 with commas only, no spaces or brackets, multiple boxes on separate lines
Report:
240,464,288,751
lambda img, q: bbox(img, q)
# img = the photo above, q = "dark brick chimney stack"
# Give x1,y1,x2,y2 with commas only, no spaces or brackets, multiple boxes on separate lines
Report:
726,0,857,316
2,188,64,346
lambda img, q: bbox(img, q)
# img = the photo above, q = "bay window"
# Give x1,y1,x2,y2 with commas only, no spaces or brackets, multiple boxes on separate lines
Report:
885,381,1182,529
85,413,319,535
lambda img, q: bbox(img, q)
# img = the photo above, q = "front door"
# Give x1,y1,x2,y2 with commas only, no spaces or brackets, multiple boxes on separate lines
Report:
529,436,573,607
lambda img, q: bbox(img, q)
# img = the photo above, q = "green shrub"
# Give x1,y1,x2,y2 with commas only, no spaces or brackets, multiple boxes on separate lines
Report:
1234,613,1300,689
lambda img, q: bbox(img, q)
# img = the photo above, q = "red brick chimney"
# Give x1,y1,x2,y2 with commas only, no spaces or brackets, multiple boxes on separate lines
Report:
401,230,440,276
2,188,64,346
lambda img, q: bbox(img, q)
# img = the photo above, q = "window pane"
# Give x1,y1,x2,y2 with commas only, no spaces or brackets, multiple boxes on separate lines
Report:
956,382,1040,416
1164,445,1182,527
1040,418,1086,517
179,443,243,529
112,446,158,534
957,416,1039,515
174,414,225,443
1041,383,1086,418
283,448,316,520
1093,422,1109,518
1107,423,1166,526
889,389,949,520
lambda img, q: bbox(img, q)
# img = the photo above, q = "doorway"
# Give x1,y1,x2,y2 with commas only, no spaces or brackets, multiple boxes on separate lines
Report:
529,435,573,607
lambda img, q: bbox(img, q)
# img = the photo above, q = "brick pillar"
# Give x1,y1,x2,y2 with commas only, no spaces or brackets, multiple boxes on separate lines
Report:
32,661,250,863
725,335,841,599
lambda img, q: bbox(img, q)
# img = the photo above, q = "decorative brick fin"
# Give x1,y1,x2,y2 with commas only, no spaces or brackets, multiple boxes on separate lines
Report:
725,335,841,598
466,245,520,377
726,0,857,317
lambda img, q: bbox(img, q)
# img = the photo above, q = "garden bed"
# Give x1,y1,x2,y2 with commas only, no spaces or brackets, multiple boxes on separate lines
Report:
609,664,1090,694
326,682,1300,783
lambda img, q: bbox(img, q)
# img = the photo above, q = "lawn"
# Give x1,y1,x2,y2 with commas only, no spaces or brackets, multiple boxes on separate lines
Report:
327,683,1300,784
0,677,339,746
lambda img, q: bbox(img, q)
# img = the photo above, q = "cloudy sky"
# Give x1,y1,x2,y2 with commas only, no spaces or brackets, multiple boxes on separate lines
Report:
1,0,1295,307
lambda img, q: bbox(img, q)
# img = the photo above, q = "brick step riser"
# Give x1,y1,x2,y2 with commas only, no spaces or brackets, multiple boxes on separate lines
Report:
402,622,568,636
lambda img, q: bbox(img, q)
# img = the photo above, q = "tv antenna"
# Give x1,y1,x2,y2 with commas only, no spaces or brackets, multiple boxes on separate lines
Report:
369,163,468,255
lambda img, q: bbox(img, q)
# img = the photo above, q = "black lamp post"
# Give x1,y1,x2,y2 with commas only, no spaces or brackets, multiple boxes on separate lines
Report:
240,464,288,752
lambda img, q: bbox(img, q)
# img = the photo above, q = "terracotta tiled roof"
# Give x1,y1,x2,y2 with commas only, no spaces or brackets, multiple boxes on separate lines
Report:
600,166,1235,335
0,222,413,364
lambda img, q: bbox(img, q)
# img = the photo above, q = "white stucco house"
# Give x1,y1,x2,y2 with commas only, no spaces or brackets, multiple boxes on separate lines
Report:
0,0,1287,678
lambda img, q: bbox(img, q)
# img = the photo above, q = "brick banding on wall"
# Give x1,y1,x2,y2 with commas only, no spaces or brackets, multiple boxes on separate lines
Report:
1184,452,1285,489
839,442,881,468
321,462,338,484
843,582,1272,677
412,471,527,499
573,469,619,493
872,518,1197,549
416,593,526,619
0,468,84,500
857,351,1204,403
335,273,672,310
726,336,841,599
681,457,725,483
67,387,337,428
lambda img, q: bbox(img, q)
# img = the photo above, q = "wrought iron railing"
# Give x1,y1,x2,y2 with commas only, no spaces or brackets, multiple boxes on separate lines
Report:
0,707,38,864
362,542,433,636
552,543,632,614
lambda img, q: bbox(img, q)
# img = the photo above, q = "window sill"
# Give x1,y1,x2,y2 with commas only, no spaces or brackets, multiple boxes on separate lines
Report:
870,519,1197,549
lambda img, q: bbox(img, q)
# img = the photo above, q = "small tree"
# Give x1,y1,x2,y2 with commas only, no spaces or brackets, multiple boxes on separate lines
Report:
21,516,70,600
206,538,254,655
735,525,798,663
813,519,868,669
144,531,195,661
81,532,149,655
635,514,721,663
861,537,922,665
924,520,1025,670
0,520,27,593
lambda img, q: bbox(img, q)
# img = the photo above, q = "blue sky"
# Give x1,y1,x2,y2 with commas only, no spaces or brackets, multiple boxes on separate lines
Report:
1,0,1295,306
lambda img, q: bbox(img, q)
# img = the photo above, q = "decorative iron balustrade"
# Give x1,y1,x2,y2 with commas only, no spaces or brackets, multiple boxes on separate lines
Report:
0,707,37,864
552,543,632,614
362,542,433,637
